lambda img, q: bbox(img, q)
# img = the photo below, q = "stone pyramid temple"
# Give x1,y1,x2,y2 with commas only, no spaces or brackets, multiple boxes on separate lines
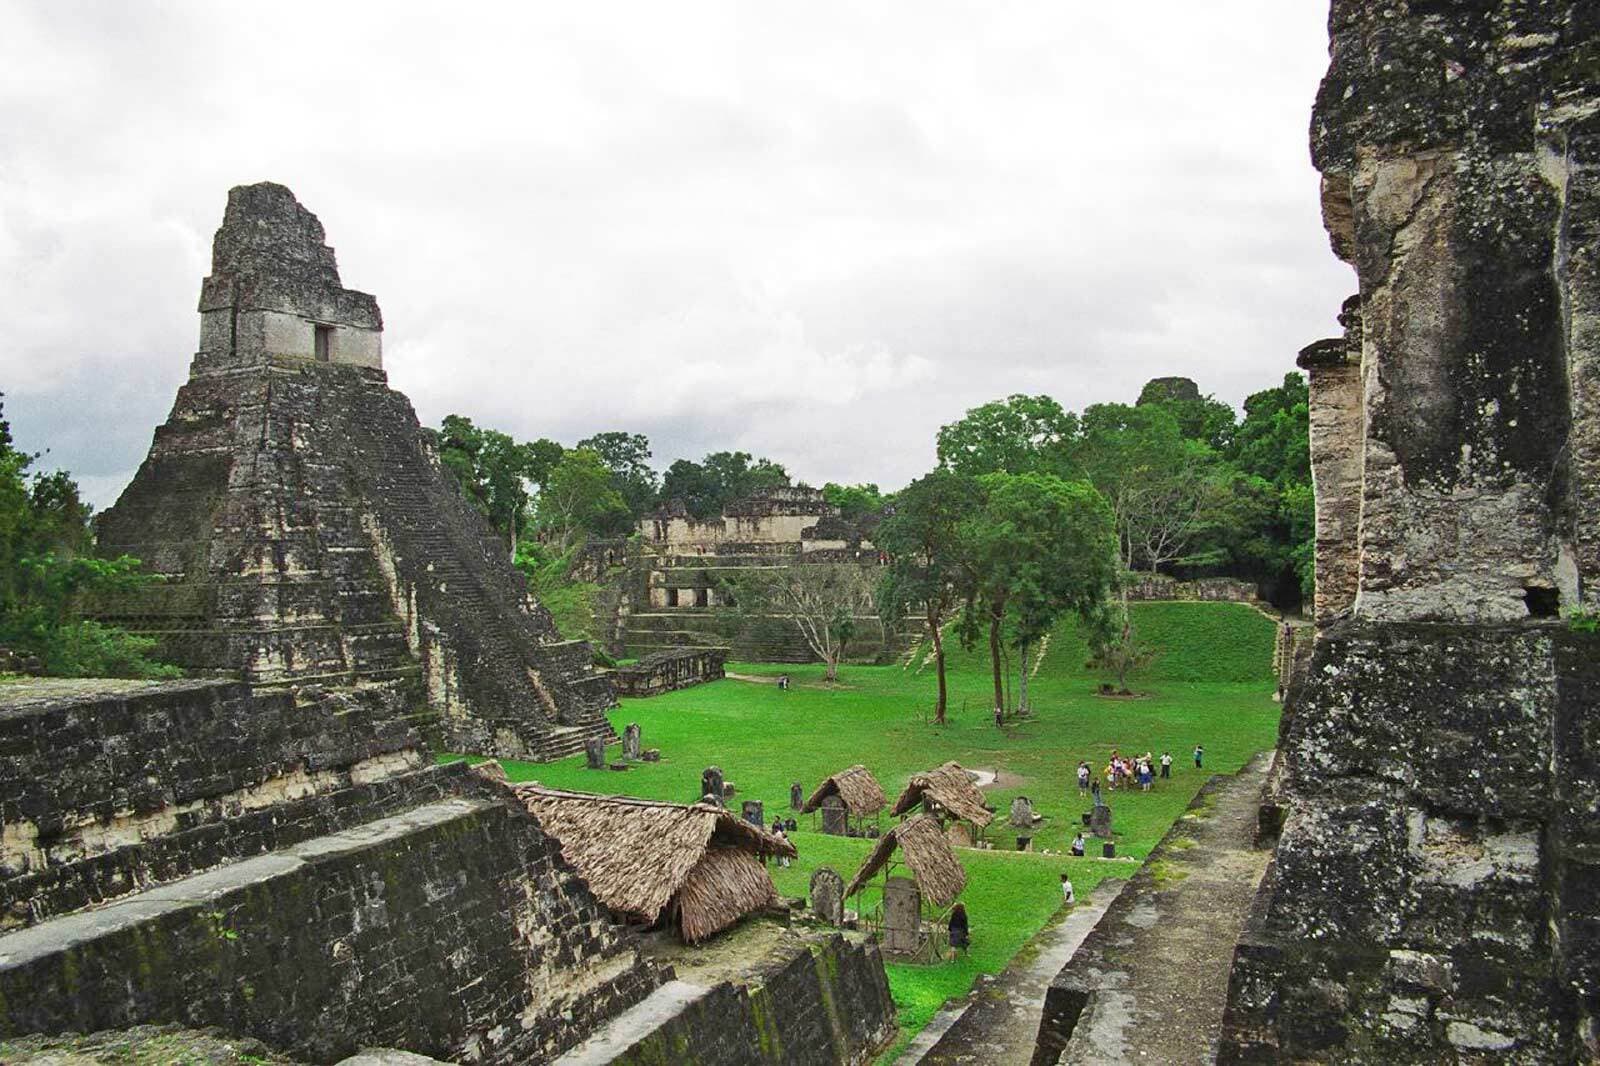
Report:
97,182,616,761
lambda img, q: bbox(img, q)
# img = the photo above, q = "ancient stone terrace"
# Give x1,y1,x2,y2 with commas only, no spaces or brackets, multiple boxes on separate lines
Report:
0,678,667,1063
1220,4,1600,1061
96,183,616,762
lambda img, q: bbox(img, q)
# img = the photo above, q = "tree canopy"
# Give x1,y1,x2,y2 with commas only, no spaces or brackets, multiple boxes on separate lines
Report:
660,450,792,519
0,396,178,678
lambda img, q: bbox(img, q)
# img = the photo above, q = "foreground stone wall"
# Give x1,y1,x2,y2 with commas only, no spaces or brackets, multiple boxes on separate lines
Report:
0,799,663,1064
96,184,615,762
0,680,665,1065
1222,4,1600,1062
0,679,419,929
570,933,896,1066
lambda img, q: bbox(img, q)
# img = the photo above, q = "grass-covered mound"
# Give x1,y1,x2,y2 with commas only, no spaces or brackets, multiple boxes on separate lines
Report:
448,600,1280,1049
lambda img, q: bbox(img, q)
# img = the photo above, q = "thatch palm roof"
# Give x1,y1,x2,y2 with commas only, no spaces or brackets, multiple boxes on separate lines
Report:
803,764,887,816
843,814,966,908
891,761,994,827
511,785,796,943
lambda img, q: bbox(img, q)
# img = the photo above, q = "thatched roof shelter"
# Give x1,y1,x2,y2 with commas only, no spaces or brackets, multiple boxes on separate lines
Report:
891,761,994,828
803,764,887,817
512,786,797,943
843,814,966,908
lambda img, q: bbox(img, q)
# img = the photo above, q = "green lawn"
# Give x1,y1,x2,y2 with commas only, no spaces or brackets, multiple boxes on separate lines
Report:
448,602,1281,1048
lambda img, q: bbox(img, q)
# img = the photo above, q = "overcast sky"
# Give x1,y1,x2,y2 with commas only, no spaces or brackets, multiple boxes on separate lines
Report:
1,2,1353,510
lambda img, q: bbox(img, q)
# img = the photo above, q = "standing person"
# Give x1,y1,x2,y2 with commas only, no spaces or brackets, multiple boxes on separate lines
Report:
1160,751,1172,780
948,903,970,952
1060,874,1076,904
1194,744,1204,770
1077,761,1091,797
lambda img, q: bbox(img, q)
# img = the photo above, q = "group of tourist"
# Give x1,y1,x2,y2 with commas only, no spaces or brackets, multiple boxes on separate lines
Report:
1075,744,1205,800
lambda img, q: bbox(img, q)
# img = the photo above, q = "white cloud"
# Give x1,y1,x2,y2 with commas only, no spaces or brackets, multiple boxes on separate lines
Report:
0,0,1353,509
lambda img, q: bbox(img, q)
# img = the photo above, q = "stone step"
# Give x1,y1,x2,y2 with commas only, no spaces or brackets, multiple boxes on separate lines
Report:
547,980,710,1066
0,798,491,975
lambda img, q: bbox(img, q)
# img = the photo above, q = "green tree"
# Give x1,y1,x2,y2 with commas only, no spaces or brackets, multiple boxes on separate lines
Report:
1221,373,1313,601
1136,379,1238,452
537,448,633,548
0,396,177,678
577,431,659,520
1075,403,1230,573
936,394,1079,478
659,451,792,519
435,414,561,555
961,472,1117,718
875,470,981,724
721,563,878,683
822,482,885,525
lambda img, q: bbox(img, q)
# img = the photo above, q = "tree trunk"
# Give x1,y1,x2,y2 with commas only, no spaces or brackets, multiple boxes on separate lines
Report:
1115,587,1132,691
989,610,1004,718
928,603,947,725
825,653,839,683
1018,639,1031,716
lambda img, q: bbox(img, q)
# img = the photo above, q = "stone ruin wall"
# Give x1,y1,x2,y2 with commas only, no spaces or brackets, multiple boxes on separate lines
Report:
610,489,911,663
0,679,668,1064
1221,4,1600,1062
611,647,727,698
96,183,615,763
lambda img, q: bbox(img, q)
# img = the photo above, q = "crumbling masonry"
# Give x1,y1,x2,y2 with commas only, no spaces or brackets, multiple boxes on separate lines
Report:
97,183,615,761
1221,3,1599,1062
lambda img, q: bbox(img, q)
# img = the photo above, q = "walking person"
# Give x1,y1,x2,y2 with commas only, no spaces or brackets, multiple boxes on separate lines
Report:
1160,751,1172,780
1060,874,1076,905
1077,761,1091,797
1193,744,1204,770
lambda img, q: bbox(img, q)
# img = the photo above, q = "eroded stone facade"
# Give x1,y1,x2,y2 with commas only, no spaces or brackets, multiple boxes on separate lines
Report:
610,490,908,662
96,183,615,761
1222,5,1600,1062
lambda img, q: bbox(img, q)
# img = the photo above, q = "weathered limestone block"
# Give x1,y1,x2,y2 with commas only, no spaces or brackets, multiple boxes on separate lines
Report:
584,736,607,770
622,722,641,760
1297,300,1363,628
700,766,724,806
810,867,845,926
583,932,895,1065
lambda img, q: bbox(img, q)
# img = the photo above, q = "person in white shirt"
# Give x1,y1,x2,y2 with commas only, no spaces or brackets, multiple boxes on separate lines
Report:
1060,874,1075,904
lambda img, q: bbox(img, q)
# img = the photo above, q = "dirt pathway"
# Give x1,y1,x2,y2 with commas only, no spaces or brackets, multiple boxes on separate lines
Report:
1034,752,1276,1065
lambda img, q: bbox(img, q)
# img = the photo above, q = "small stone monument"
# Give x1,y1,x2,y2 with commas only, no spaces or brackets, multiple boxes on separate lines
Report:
1090,803,1113,840
1009,796,1036,828
742,800,764,828
790,782,804,810
810,867,845,926
882,877,923,956
642,748,661,762
622,722,641,760
700,766,725,806
820,793,848,836
584,736,606,770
